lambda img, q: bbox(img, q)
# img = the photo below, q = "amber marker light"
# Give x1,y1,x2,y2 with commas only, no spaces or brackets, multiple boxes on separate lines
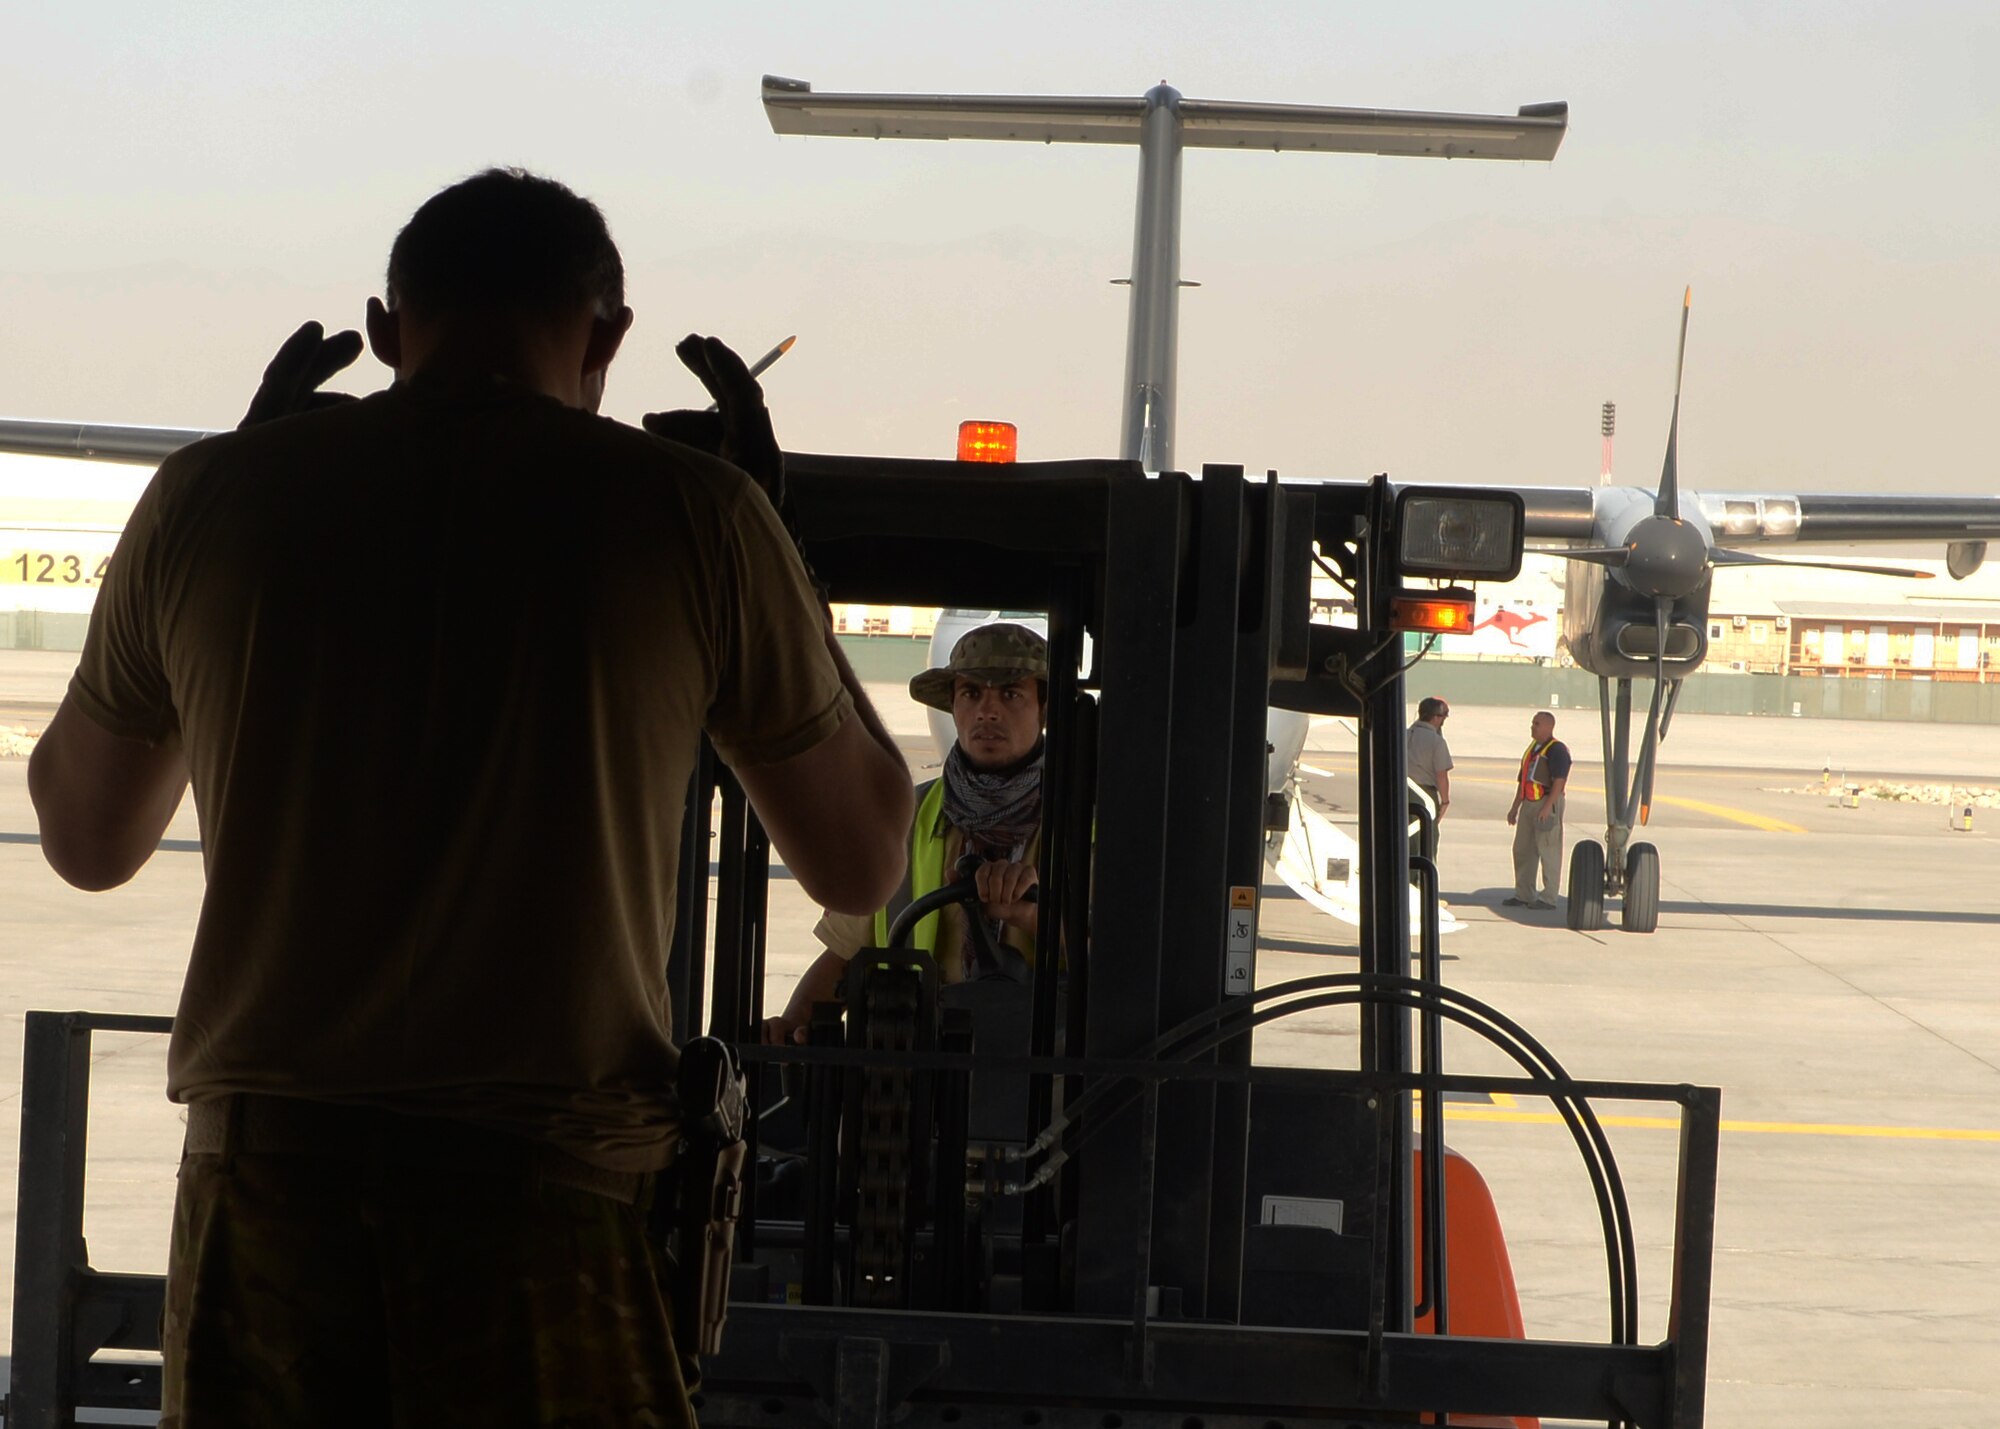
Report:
1390,592,1477,634
957,420,1019,463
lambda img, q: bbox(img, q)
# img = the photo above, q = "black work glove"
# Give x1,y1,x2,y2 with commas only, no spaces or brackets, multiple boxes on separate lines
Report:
239,321,365,428
644,334,827,606
643,335,785,502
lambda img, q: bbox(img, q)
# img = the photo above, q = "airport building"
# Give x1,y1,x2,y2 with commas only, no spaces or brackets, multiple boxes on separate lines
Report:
831,604,938,640
1699,595,2000,682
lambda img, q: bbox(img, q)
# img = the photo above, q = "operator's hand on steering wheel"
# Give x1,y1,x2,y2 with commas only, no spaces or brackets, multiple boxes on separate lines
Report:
643,335,786,507
972,858,1040,934
761,1013,807,1047
240,321,364,428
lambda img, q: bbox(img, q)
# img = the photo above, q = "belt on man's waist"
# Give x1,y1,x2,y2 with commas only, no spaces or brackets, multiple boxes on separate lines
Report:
183,1093,654,1205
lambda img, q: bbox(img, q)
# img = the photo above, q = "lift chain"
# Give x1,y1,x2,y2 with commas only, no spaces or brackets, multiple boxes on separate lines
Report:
853,969,922,1307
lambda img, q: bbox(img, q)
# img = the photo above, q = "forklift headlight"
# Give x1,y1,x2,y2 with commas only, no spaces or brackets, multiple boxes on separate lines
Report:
1395,488,1525,582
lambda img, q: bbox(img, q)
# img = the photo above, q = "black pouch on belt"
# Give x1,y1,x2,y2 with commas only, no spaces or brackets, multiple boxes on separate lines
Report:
667,1036,749,1357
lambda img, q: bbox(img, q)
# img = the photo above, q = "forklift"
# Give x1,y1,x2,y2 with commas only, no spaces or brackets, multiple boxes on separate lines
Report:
7,452,1719,1427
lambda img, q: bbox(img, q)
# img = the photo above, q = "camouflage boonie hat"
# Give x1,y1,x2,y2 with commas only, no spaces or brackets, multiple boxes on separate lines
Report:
909,623,1050,712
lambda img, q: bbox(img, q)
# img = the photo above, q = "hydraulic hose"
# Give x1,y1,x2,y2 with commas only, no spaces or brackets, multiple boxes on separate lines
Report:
1005,973,1639,1346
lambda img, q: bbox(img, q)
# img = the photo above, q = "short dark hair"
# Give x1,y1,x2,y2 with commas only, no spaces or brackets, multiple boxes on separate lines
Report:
386,169,624,319
1417,696,1449,721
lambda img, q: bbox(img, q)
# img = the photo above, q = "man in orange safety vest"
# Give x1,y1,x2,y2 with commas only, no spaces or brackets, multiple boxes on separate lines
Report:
1504,710,1571,909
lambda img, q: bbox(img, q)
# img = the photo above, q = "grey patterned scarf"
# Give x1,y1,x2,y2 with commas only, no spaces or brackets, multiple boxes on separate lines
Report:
941,738,1045,855
941,739,1045,979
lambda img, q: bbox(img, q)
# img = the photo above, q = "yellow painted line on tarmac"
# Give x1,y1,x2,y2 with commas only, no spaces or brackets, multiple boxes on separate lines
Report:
1438,1106,2000,1142
1640,793,1805,834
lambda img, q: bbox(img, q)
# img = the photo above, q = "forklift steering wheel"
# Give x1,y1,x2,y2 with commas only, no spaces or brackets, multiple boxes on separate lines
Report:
883,852,1038,967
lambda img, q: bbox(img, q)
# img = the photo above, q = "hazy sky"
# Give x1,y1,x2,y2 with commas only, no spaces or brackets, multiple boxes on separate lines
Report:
5,1,1997,493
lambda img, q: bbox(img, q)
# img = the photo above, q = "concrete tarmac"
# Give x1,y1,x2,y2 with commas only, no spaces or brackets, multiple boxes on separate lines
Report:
1,658,1996,1426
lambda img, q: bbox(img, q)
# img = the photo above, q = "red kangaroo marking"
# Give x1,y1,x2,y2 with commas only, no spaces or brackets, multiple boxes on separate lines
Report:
1471,609,1549,647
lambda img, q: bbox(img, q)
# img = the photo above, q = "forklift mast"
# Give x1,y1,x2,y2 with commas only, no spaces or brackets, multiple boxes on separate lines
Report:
669,455,1719,1429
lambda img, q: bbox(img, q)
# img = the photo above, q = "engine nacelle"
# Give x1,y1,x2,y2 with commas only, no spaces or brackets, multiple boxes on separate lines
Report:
1560,562,1712,680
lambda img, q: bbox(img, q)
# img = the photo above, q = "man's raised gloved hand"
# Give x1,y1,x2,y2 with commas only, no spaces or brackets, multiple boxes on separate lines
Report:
239,322,365,429
644,334,826,605
643,335,785,504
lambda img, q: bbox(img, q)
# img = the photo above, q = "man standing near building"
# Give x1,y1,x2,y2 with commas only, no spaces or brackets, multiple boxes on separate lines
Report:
1505,709,1571,909
1406,695,1453,863
28,169,913,1425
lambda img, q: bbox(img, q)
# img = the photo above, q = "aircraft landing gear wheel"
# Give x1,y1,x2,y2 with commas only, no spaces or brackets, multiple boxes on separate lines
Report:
1622,842,1660,934
1565,840,1605,931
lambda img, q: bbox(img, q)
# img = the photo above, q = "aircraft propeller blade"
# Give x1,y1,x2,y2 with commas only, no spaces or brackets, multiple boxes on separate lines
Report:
1658,676,1686,743
1638,677,1679,823
1655,287,1692,520
1523,544,1629,564
1708,548,1933,580
1630,596,1671,827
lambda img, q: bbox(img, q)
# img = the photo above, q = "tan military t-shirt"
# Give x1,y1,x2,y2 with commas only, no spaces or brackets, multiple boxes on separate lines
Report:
70,378,850,1171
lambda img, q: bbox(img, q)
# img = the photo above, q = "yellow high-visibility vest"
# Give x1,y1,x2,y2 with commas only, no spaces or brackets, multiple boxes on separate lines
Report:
872,780,949,953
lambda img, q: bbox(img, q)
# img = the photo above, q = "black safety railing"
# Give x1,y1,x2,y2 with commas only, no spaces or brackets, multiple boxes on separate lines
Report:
6,1010,174,1429
8,1000,1719,1429
715,1034,1719,1429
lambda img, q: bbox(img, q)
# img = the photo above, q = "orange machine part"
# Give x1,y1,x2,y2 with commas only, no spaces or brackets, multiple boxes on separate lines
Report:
1389,594,1476,634
956,420,1019,463
1412,1144,1537,1429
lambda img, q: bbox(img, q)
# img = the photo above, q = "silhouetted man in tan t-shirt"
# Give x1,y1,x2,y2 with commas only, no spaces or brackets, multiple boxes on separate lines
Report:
30,168,913,1426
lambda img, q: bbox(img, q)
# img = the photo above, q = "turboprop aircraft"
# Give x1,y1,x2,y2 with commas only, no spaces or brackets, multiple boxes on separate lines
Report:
1513,290,2000,933
13,81,2000,943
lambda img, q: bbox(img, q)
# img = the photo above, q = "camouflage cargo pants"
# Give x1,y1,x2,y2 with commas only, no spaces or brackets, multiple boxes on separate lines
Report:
161,1148,698,1428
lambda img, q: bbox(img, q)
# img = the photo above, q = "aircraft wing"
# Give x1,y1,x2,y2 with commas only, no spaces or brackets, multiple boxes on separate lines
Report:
10,429,1996,552
1513,484,2000,547
0,418,208,464
764,76,1567,160
1694,492,2000,545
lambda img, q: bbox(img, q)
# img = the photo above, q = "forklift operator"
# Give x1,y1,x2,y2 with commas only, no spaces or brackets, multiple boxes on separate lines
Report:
765,623,1050,1045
